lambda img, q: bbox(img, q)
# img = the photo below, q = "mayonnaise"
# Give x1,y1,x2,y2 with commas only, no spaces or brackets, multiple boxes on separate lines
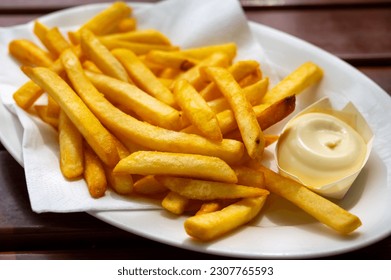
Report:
276,112,367,188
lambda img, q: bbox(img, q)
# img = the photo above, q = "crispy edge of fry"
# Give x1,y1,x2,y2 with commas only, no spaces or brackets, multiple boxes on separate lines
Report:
33,20,49,44
58,110,84,179
112,48,177,107
84,143,107,198
14,81,45,110
114,151,238,184
258,166,362,234
80,29,130,83
204,66,265,159
162,191,190,215
156,176,269,200
9,39,54,67
22,65,120,168
184,195,268,241
172,79,222,141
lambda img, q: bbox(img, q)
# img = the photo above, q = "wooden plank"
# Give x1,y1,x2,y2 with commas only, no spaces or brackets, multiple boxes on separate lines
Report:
0,0,390,10
246,8,391,63
241,0,391,8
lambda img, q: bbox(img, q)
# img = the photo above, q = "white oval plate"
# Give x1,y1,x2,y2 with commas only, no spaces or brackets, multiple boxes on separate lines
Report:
1,3,391,259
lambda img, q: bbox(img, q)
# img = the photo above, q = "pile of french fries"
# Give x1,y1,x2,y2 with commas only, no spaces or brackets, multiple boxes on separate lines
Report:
8,1,362,241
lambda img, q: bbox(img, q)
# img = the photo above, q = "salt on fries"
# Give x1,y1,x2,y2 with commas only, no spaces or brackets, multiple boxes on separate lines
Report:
8,1,362,242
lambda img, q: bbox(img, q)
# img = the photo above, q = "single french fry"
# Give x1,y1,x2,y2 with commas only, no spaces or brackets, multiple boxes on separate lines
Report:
99,29,171,45
84,144,107,198
254,95,296,129
43,27,71,57
58,110,84,179
146,50,198,71
184,195,268,241
156,176,269,200
22,65,120,167
200,60,260,101
85,70,182,130
261,61,323,104
33,20,49,44
162,191,190,215
116,17,137,33
100,39,179,55
14,82,45,110
258,166,362,234
80,29,130,82
68,1,132,43
204,66,264,159
9,39,54,67
112,48,177,107
133,175,167,195
172,79,222,141
207,77,269,113
114,151,238,183
174,43,237,61
175,52,230,91
34,105,59,128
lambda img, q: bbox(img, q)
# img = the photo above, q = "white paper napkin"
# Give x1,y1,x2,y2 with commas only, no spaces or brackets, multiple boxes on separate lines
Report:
0,0,277,213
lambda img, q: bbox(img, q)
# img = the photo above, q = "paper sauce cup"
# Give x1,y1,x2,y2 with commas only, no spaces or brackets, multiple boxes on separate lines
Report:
275,97,374,199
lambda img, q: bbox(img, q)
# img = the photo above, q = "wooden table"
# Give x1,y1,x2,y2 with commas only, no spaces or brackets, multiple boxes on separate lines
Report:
0,0,390,260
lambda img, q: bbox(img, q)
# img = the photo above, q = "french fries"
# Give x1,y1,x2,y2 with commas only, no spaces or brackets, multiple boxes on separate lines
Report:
58,110,84,179
114,151,238,183
9,1,364,243
22,66,120,167
112,48,177,107
204,66,265,159
80,29,130,82
172,79,222,141
156,176,269,200
258,166,362,234
185,196,268,241
9,39,54,67
85,70,182,130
